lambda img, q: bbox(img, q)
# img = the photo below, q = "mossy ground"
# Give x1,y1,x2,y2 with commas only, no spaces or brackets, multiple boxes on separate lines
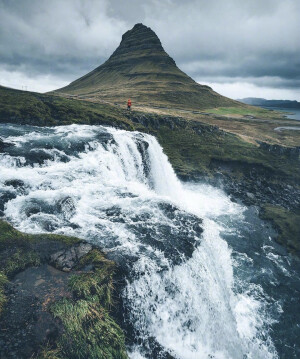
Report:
0,220,128,359
260,206,300,255
45,250,127,359
0,272,8,315
203,106,281,118
156,124,300,183
135,103,300,147
0,86,133,129
0,220,80,277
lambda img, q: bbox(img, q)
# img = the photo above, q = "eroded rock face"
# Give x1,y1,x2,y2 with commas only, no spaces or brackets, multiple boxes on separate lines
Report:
205,159,300,210
258,141,300,159
0,265,70,359
50,242,92,272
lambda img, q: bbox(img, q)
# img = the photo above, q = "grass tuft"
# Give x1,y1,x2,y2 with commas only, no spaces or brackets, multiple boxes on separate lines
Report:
69,268,114,309
51,298,128,359
4,249,40,277
36,345,61,359
0,272,8,315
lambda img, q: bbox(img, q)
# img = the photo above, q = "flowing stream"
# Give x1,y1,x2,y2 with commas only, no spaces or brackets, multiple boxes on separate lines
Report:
0,123,299,359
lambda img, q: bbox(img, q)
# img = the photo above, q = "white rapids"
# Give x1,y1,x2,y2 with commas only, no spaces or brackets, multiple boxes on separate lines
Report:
0,124,278,359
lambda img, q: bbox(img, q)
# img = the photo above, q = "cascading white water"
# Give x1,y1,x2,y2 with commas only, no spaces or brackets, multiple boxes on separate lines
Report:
0,124,279,359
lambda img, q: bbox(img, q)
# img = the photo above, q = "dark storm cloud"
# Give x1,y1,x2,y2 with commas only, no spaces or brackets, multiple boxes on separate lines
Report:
0,0,299,96
144,0,300,91
0,0,127,79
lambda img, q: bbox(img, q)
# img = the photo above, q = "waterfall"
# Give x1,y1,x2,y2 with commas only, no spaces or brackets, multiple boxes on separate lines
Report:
0,123,281,359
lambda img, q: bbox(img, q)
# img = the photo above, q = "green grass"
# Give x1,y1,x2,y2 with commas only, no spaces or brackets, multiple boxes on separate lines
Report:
3,249,40,277
49,249,127,359
0,219,28,243
0,272,8,315
0,86,134,129
51,298,128,359
156,123,300,183
0,219,84,283
37,345,61,359
203,106,283,118
0,220,82,278
69,249,115,308
0,220,40,277
0,220,80,246
37,233,82,246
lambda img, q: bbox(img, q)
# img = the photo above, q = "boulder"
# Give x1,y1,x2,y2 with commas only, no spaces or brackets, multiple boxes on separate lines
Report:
50,242,92,272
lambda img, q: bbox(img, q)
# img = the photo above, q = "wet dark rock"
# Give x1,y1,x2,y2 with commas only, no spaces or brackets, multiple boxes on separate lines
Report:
24,198,53,218
4,179,25,188
0,191,17,214
136,139,151,177
56,196,76,219
95,131,115,144
0,137,15,151
50,242,92,271
206,158,300,211
105,205,122,219
0,265,69,359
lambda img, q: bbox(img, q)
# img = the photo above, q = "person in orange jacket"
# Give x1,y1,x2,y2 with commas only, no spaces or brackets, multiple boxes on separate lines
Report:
127,98,132,110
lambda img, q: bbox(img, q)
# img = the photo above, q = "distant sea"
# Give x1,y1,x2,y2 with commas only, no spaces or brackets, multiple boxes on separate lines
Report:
262,107,300,121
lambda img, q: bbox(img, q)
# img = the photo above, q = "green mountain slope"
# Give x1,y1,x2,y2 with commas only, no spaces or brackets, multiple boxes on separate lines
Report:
54,23,242,110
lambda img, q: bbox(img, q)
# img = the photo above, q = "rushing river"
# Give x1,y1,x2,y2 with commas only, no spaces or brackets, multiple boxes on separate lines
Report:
0,123,299,359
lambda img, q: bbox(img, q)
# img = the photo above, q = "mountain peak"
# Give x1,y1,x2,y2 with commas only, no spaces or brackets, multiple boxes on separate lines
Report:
55,24,237,110
124,23,155,36
122,23,160,42
109,23,165,60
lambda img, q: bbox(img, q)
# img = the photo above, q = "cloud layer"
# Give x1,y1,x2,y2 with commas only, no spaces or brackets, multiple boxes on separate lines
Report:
0,0,299,99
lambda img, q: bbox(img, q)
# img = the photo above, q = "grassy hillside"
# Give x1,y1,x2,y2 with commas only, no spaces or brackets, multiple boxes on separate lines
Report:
0,85,134,129
134,103,300,148
54,24,242,111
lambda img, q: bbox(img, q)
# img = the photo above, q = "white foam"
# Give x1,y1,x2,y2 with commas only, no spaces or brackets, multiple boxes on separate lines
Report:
0,124,277,359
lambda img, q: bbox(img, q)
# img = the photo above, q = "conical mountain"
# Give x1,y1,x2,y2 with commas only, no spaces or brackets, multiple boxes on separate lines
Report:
55,23,240,110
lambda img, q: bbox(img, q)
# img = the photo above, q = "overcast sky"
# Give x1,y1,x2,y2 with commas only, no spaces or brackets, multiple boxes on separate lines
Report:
0,0,299,100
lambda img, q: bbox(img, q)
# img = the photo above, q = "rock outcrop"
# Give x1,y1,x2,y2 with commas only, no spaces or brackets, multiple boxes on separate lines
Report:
0,220,128,359
50,242,92,271
258,141,300,159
